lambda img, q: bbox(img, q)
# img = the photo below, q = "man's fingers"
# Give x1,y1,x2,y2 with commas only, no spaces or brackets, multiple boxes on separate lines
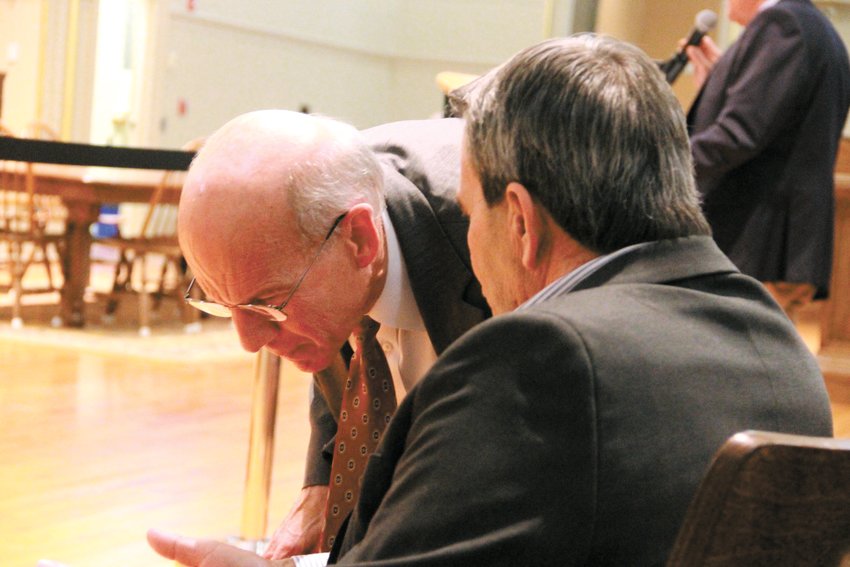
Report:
264,485,328,559
701,35,721,61
147,529,268,566
147,529,187,561
147,529,217,565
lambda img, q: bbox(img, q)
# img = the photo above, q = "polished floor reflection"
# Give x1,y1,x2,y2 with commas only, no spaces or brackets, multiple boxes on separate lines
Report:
0,338,312,567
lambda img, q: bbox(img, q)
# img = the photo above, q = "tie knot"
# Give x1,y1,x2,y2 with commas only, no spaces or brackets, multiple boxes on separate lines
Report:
355,316,380,344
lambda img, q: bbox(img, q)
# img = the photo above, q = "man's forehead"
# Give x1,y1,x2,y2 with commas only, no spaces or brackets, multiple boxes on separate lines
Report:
182,160,297,227
188,244,299,303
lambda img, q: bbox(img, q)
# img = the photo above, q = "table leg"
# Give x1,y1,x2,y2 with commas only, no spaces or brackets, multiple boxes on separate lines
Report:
60,201,99,327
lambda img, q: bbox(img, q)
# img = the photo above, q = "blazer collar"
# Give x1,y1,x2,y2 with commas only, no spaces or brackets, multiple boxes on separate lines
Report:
572,235,739,292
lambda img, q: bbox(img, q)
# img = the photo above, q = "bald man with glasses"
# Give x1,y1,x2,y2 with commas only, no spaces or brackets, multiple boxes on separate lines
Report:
183,213,346,321
177,110,489,559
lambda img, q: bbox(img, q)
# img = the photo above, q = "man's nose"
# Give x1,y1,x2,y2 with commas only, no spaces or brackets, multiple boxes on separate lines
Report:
231,310,280,353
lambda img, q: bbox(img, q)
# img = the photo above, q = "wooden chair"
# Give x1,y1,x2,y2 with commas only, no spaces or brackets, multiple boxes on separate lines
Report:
667,430,850,567
22,121,67,266
0,125,66,328
96,138,203,336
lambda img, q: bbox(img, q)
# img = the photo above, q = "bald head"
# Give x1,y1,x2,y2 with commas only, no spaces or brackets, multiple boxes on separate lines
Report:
178,110,384,286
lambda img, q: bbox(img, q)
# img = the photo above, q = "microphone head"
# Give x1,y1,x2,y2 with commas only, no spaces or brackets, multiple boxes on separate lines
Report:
695,9,718,33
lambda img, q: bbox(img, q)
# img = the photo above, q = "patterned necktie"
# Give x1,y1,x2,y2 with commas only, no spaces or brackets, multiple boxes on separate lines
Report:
321,316,397,551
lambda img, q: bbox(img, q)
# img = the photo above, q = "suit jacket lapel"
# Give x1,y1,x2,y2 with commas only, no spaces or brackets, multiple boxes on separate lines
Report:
384,164,488,354
688,36,745,132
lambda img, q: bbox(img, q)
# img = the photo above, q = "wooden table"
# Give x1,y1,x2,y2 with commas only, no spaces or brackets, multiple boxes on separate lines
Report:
30,164,183,327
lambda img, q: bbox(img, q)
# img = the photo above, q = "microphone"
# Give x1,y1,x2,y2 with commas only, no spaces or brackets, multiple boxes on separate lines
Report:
659,9,718,84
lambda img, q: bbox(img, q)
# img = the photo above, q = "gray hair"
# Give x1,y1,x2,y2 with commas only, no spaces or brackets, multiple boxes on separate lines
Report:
458,34,710,253
285,116,385,247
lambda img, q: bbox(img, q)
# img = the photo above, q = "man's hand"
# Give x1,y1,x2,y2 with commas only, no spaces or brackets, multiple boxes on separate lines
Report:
147,529,295,566
685,35,722,89
263,485,330,559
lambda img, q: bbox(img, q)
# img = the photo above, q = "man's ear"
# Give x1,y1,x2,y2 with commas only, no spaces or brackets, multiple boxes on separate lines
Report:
505,182,545,270
343,203,381,268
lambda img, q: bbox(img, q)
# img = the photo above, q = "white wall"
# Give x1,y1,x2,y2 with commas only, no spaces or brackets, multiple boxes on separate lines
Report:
4,0,850,148
817,2,850,56
0,0,585,147
0,0,44,135
150,0,559,147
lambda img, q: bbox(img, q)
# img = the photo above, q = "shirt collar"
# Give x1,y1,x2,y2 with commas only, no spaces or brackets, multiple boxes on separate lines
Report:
519,241,654,310
367,209,427,331
759,0,780,12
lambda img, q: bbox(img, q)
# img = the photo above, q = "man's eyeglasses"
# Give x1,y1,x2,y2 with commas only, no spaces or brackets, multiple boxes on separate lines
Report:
184,213,347,322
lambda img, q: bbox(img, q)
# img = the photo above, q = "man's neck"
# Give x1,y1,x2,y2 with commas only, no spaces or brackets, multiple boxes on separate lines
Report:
539,233,600,291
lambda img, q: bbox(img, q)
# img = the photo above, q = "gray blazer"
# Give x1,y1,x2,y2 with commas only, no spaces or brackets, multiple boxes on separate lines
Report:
304,118,490,485
332,236,833,566
688,0,850,298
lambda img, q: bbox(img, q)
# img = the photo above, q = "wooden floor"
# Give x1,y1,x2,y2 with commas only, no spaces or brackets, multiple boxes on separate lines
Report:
0,325,313,567
0,293,848,566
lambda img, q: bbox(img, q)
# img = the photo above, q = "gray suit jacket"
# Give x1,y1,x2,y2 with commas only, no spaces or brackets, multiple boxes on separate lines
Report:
304,118,490,485
332,235,833,566
688,0,850,298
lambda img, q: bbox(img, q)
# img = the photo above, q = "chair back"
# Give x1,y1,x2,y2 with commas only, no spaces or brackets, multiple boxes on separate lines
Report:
23,122,60,141
134,169,181,239
0,127,66,237
127,137,203,240
1,125,36,235
0,123,66,325
666,430,850,567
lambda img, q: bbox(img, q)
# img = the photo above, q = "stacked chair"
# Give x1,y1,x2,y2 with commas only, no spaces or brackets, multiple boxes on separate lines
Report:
0,123,67,328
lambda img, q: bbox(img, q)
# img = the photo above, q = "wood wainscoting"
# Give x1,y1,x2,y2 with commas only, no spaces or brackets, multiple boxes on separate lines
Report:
817,137,850,437
821,139,850,384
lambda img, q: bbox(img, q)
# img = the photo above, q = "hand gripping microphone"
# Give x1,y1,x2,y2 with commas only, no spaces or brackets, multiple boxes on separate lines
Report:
658,9,718,84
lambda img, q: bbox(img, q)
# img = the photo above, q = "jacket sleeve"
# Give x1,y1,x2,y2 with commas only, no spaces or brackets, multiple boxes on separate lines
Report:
304,345,353,486
691,9,813,182
303,381,336,486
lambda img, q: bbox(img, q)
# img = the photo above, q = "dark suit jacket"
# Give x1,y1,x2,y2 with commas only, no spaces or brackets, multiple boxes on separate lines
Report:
304,118,490,485
688,0,850,298
331,235,833,566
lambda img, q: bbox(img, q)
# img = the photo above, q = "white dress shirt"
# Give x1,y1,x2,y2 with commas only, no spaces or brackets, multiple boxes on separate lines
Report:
363,210,438,402
293,218,440,567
